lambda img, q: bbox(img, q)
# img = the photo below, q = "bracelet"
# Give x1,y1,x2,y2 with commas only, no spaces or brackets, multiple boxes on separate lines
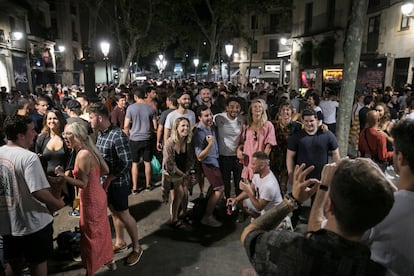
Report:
319,184,329,191
285,192,301,210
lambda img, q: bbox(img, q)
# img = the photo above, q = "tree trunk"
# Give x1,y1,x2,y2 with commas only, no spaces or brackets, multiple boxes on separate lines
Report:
336,0,369,157
119,41,137,84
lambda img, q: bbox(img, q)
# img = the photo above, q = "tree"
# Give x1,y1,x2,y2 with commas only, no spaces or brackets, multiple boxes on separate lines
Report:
112,0,155,84
336,0,369,157
180,0,244,81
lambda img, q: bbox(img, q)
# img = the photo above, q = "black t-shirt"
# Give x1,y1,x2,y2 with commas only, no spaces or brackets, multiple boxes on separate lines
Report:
287,129,338,179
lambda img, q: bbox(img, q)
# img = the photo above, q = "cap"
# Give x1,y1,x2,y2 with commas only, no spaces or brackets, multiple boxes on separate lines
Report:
66,99,81,110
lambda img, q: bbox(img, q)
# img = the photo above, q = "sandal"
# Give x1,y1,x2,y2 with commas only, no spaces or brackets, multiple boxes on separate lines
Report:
170,220,190,230
113,243,128,253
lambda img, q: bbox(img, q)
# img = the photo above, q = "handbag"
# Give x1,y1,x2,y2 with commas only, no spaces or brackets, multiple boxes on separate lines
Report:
150,155,162,176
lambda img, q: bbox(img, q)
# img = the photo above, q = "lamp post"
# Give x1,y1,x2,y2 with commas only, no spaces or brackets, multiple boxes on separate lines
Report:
401,2,414,84
193,58,199,81
225,44,233,82
100,41,110,85
155,54,167,79
401,2,414,17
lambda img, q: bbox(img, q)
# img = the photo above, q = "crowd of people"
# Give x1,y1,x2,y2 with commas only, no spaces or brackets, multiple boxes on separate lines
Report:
0,79,413,275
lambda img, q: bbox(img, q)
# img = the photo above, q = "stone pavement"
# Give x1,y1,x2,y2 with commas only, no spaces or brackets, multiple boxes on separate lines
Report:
49,181,256,276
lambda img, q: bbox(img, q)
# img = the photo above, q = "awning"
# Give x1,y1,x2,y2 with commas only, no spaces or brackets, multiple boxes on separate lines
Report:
245,68,261,78
257,72,280,79
230,69,240,77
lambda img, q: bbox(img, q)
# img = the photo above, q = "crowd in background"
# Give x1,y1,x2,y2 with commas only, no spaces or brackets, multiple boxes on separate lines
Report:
1,78,414,276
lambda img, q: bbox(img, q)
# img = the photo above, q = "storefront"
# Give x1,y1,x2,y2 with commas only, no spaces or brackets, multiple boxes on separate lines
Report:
356,58,386,92
323,68,343,92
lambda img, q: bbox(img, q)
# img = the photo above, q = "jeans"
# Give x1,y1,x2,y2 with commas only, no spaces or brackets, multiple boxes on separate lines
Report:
219,155,243,198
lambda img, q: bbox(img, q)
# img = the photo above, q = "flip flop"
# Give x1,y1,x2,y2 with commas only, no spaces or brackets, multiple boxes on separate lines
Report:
113,243,128,253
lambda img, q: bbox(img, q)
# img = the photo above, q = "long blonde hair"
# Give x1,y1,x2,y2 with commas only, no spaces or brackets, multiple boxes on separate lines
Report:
171,117,192,144
65,122,106,166
247,99,268,128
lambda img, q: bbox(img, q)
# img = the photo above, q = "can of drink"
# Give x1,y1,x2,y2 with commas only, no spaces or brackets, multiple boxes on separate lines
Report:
227,204,234,215
188,169,196,195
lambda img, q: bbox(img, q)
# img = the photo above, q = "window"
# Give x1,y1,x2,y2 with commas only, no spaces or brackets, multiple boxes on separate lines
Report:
251,15,258,30
269,39,279,58
70,4,77,15
72,20,78,41
305,3,313,33
327,0,336,25
9,16,16,30
252,40,258,54
367,15,380,52
401,15,410,30
270,13,280,28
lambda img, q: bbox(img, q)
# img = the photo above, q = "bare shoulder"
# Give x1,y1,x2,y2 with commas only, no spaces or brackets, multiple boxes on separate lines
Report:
76,149,94,164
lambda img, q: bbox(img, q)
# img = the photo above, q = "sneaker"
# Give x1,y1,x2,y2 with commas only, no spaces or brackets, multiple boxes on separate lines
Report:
131,189,138,195
126,247,143,266
187,201,195,209
200,215,222,227
105,260,117,271
69,209,80,217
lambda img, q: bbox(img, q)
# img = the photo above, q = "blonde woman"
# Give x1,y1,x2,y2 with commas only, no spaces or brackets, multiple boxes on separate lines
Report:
162,117,196,229
55,122,115,275
237,99,277,181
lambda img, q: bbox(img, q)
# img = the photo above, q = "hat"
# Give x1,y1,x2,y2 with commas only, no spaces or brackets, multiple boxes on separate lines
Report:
66,99,81,110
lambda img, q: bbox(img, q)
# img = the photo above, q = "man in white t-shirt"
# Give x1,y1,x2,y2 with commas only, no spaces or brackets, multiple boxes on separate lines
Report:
163,90,196,143
214,97,245,199
0,115,64,276
319,90,339,135
227,151,282,218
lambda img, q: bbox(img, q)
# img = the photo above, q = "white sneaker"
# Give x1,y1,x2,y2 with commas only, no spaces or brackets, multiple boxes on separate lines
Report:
201,216,222,227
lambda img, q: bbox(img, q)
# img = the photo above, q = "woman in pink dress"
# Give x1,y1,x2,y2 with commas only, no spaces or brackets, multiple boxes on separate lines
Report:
55,122,114,275
237,99,277,181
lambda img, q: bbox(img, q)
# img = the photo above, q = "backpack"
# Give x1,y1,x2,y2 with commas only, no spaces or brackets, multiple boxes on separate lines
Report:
56,227,81,261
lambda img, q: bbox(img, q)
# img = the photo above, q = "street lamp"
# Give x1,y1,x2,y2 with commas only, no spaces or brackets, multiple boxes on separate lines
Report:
401,2,414,17
10,31,23,41
100,41,110,85
156,54,167,78
193,58,199,81
225,44,233,81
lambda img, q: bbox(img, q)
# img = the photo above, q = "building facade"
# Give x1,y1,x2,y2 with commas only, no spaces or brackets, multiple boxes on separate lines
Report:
48,0,83,86
232,6,292,86
0,0,83,95
0,2,30,93
290,0,414,93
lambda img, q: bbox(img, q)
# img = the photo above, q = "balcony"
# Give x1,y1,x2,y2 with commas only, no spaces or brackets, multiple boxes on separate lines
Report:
262,51,279,59
263,26,280,35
